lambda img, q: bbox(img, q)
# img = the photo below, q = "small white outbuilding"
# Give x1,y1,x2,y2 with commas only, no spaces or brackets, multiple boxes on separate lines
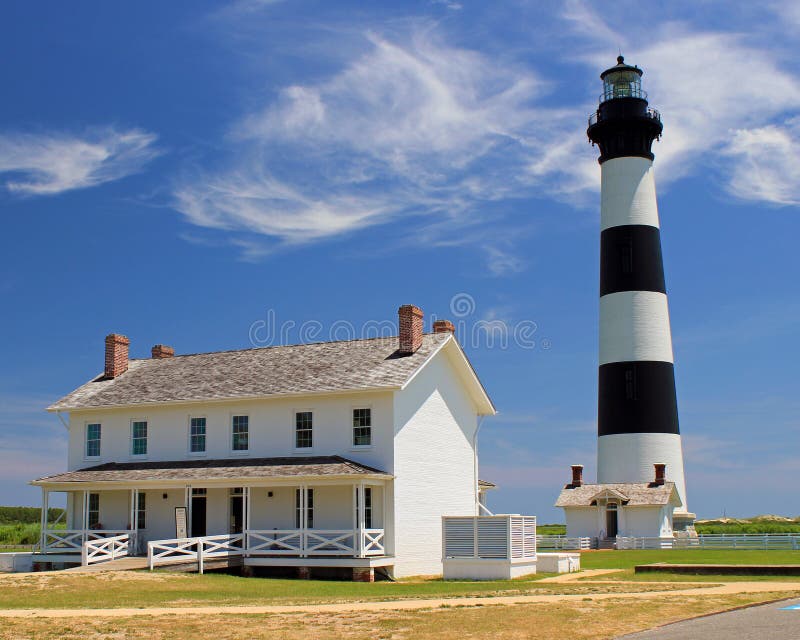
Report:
555,464,682,546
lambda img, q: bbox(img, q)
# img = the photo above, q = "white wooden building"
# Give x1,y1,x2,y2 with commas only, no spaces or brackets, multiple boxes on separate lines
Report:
554,464,682,547
32,305,507,579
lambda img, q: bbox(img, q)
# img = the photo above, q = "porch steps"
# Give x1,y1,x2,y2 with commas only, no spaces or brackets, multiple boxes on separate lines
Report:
598,538,616,550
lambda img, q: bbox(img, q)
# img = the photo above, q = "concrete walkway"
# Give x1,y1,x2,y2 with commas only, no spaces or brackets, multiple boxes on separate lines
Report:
1,580,799,618
619,597,800,639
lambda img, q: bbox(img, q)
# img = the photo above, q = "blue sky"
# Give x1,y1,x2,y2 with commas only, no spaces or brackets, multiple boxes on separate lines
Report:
1,1,798,522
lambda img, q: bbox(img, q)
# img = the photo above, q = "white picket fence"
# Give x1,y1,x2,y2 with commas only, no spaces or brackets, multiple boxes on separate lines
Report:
537,535,595,550
538,534,800,551
148,534,244,573
82,533,134,565
675,534,800,550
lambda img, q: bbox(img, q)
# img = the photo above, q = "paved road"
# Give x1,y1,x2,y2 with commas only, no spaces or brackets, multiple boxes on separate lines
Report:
619,598,800,639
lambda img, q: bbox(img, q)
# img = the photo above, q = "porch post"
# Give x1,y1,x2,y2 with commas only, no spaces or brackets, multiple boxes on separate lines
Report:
244,487,251,551
129,489,135,531
358,481,366,558
300,484,307,558
132,489,139,532
40,488,49,550
185,486,191,537
352,484,358,556
82,490,89,544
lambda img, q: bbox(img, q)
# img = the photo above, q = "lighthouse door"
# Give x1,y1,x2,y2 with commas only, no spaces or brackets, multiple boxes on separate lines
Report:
606,504,618,538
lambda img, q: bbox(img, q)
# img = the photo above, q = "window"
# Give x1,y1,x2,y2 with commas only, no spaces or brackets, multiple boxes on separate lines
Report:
295,488,313,528
131,421,148,456
620,241,633,274
88,493,100,528
232,415,249,451
295,411,313,448
624,368,637,400
85,423,101,458
190,417,206,453
356,487,373,528
353,408,372,447
136,492,146,529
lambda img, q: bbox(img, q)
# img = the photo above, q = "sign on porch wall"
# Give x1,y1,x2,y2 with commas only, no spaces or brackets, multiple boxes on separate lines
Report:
175,507,187,539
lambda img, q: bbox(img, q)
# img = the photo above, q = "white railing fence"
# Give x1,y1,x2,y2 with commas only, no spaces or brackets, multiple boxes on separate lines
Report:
443,515,537,560
616,536,675,550
362,529,386,556
538,533,800,551
82,533,134,565
676,534,800,550
44,529,131,553
246,530,303,555
245,529,385,558
148,534,244,574
537,535,596,550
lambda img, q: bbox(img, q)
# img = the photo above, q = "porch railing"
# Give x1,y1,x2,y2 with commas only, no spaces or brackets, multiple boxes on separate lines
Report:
82,533,134,565
443,515,537,561
148,534,245,573
43,529,131,554
245,528,385,557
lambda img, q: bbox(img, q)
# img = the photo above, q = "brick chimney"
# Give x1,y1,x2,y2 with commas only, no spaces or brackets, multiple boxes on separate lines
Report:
654,463,666,486
433,319,455,334
151,344,175,359
398,305,424,354
571,464,584,488
105,334,130,378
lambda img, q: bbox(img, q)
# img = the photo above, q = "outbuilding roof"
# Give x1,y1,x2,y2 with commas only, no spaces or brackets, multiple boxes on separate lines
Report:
48,333,494,413
554,482,681,508
33,456,389,485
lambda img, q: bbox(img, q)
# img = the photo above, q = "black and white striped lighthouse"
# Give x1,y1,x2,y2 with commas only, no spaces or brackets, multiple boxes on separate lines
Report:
587,57,691,522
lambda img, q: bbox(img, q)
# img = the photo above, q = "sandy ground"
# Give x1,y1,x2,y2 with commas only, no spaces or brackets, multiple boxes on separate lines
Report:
1,571,798,619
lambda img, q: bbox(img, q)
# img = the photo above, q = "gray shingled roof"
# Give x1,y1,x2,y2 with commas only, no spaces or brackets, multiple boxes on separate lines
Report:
49,334,452,411
34,456,388,484
555,482,680,507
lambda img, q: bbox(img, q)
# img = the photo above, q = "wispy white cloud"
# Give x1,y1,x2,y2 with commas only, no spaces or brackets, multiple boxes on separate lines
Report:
174,30,562,258
0,128,160,196
549,5,800,206
723,120,800,206
176,3,800,266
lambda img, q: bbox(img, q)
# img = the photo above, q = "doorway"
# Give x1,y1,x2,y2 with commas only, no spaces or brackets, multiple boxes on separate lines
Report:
191,489,207,537
230,490,244,535
605,503,618,538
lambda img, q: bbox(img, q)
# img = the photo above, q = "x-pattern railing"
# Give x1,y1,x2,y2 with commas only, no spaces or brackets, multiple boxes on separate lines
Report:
44,529,130,553
148,534,245,572
83,533,133,565
246,530,303,554
362,529,385,556
306,530,356,555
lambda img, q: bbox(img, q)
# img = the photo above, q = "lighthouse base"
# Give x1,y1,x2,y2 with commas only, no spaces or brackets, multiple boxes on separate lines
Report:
597,432,688,512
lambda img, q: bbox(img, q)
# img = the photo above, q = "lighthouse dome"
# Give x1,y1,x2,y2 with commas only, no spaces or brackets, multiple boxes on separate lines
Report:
600,56,645,103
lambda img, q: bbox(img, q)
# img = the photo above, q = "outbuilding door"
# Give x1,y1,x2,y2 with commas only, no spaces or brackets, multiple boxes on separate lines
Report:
605,504,618,538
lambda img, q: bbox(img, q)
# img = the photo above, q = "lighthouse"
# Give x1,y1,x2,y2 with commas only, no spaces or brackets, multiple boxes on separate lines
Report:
587,57,693,528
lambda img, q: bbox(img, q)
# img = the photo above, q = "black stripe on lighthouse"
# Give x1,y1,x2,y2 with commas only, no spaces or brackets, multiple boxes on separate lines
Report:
598,361,680,436
600,225,666,296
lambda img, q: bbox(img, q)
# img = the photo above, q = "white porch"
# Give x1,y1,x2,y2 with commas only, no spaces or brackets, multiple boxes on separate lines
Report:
35,478,391,569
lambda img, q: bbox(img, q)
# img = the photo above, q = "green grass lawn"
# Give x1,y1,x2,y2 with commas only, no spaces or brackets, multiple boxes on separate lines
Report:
580,549,800,570
0,571,699,610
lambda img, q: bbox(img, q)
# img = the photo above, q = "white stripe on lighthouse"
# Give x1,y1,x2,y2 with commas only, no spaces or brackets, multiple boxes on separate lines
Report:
599,291,674,365
601,157,661,231
598,432,688,513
